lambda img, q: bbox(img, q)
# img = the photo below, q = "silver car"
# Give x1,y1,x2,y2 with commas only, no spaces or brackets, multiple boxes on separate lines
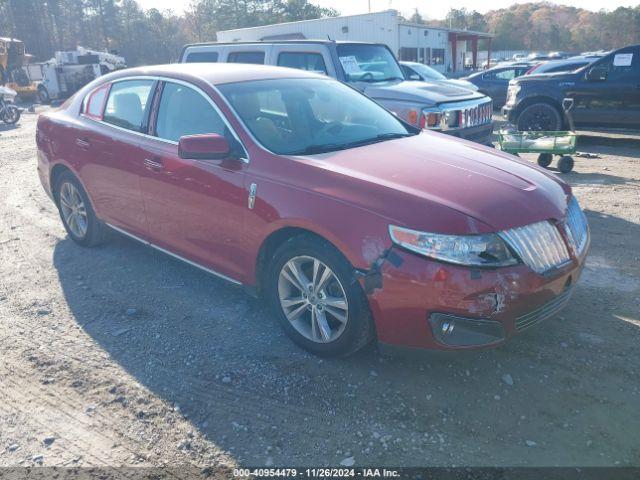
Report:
400,61,478,91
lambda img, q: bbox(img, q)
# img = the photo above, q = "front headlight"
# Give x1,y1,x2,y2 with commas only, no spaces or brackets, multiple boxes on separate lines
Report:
389,225,519,267
506,84,521,106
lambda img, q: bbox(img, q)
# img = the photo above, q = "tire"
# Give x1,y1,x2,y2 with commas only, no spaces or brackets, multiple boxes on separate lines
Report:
266,234,375,357
38,85,50,104
54,171,109,247
1,105,20,125
558,156,574,174
537,153,553,168
516,102,562,131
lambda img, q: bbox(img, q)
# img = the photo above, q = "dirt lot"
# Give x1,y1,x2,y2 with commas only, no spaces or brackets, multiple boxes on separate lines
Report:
1,110,639,471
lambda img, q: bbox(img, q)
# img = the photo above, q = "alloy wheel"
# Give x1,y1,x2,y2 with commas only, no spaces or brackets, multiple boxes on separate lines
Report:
277,256,349,344
59,182,88,239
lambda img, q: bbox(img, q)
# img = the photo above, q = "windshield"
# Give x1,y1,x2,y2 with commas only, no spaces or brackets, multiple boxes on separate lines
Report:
218,78,415,156
336,44,405,84
409,63,446,80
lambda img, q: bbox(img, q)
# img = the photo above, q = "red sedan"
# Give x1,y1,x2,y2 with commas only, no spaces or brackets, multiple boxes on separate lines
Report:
36,64,590,357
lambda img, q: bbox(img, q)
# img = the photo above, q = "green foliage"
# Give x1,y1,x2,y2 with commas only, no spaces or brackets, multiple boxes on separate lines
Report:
434,3,640,51
0,0,337,65
2,1,638,65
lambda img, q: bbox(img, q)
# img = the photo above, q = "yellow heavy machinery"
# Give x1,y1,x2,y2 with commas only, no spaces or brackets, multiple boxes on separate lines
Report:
0,37,38,100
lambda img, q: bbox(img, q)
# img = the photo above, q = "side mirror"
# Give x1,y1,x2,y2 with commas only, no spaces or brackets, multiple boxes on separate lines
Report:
178,134,231,160
586,66,607,82
409,73,421,81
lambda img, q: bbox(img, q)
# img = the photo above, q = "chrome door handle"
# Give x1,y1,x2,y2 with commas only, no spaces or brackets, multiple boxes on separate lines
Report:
144,158,164,171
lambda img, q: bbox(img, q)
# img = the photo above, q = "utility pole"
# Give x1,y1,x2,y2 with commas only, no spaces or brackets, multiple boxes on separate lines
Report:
368,0,371,12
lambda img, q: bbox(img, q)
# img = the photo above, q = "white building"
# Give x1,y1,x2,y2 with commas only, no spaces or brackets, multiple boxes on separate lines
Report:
216,10,493,73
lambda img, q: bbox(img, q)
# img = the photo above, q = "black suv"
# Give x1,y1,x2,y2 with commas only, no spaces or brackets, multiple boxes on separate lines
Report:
503,44,640,131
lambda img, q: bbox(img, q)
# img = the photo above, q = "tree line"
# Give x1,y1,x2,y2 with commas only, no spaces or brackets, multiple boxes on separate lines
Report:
1,0,639,67
429,3,640,52
0,0,337,66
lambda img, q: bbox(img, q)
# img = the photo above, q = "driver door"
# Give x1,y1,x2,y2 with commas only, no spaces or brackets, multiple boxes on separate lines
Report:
569,47,640,128
137,80,249,281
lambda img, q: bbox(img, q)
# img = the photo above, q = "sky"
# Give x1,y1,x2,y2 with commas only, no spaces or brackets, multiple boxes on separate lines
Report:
137,0,638,19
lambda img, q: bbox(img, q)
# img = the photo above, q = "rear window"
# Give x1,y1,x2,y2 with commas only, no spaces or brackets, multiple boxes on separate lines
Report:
277,52,327,75
185,51,219,63
83,84,110,119
227,51,265,65
103,80,155,132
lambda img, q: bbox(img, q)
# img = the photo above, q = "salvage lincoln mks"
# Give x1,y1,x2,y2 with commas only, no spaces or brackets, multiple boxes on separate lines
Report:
36,64,590,357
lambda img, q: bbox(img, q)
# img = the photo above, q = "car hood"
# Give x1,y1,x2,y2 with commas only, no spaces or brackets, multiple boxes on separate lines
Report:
357,80,486,106
292,132,570,235
444,79,479,91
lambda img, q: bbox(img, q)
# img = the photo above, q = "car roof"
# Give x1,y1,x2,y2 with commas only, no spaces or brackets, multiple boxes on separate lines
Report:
183,40,385,49
104,63,325,86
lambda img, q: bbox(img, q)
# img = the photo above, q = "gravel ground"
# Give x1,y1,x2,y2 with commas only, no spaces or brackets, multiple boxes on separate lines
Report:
1,110,639,471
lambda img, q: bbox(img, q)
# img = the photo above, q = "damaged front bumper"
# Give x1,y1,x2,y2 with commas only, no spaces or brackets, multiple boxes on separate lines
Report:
366,248,585,351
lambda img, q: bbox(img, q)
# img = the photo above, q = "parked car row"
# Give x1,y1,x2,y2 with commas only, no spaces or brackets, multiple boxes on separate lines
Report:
503,44,640,131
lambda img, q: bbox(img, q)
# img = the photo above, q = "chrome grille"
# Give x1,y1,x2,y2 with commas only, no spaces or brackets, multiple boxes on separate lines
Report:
564,197,589,256
516,288,573,331
500,221,571,274
462,100,492,128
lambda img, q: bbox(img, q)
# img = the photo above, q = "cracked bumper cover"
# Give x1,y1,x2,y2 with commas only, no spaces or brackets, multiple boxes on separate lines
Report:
366,249,586,351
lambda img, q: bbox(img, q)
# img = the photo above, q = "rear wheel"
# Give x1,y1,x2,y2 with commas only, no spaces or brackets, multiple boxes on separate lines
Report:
558,156,574,173
537,153,553,168
266,235,375,357
54,171,109,247
517,103,562,131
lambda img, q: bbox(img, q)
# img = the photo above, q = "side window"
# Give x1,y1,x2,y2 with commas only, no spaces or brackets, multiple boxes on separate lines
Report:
185,51,219,63
495,69,516,80
155,82,226,143
83,84,110,119
601,51,638,80
227,51,265,64
103,80,154,132
277,52,327,75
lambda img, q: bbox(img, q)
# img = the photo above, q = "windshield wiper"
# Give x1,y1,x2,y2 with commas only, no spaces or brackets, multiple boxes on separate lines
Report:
289,133,414,156
288,143,350,155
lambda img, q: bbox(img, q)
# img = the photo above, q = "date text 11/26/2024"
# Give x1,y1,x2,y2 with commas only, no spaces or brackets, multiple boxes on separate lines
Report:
233,468,401,478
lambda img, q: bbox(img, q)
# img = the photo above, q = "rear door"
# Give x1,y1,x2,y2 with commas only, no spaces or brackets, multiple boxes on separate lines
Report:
137,80,249,281
79,79,156,238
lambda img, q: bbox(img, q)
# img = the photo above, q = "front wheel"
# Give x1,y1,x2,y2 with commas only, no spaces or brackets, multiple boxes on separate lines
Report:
266,235,375,357
1,105,20,125
38,85,50,104
516,103,562,131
